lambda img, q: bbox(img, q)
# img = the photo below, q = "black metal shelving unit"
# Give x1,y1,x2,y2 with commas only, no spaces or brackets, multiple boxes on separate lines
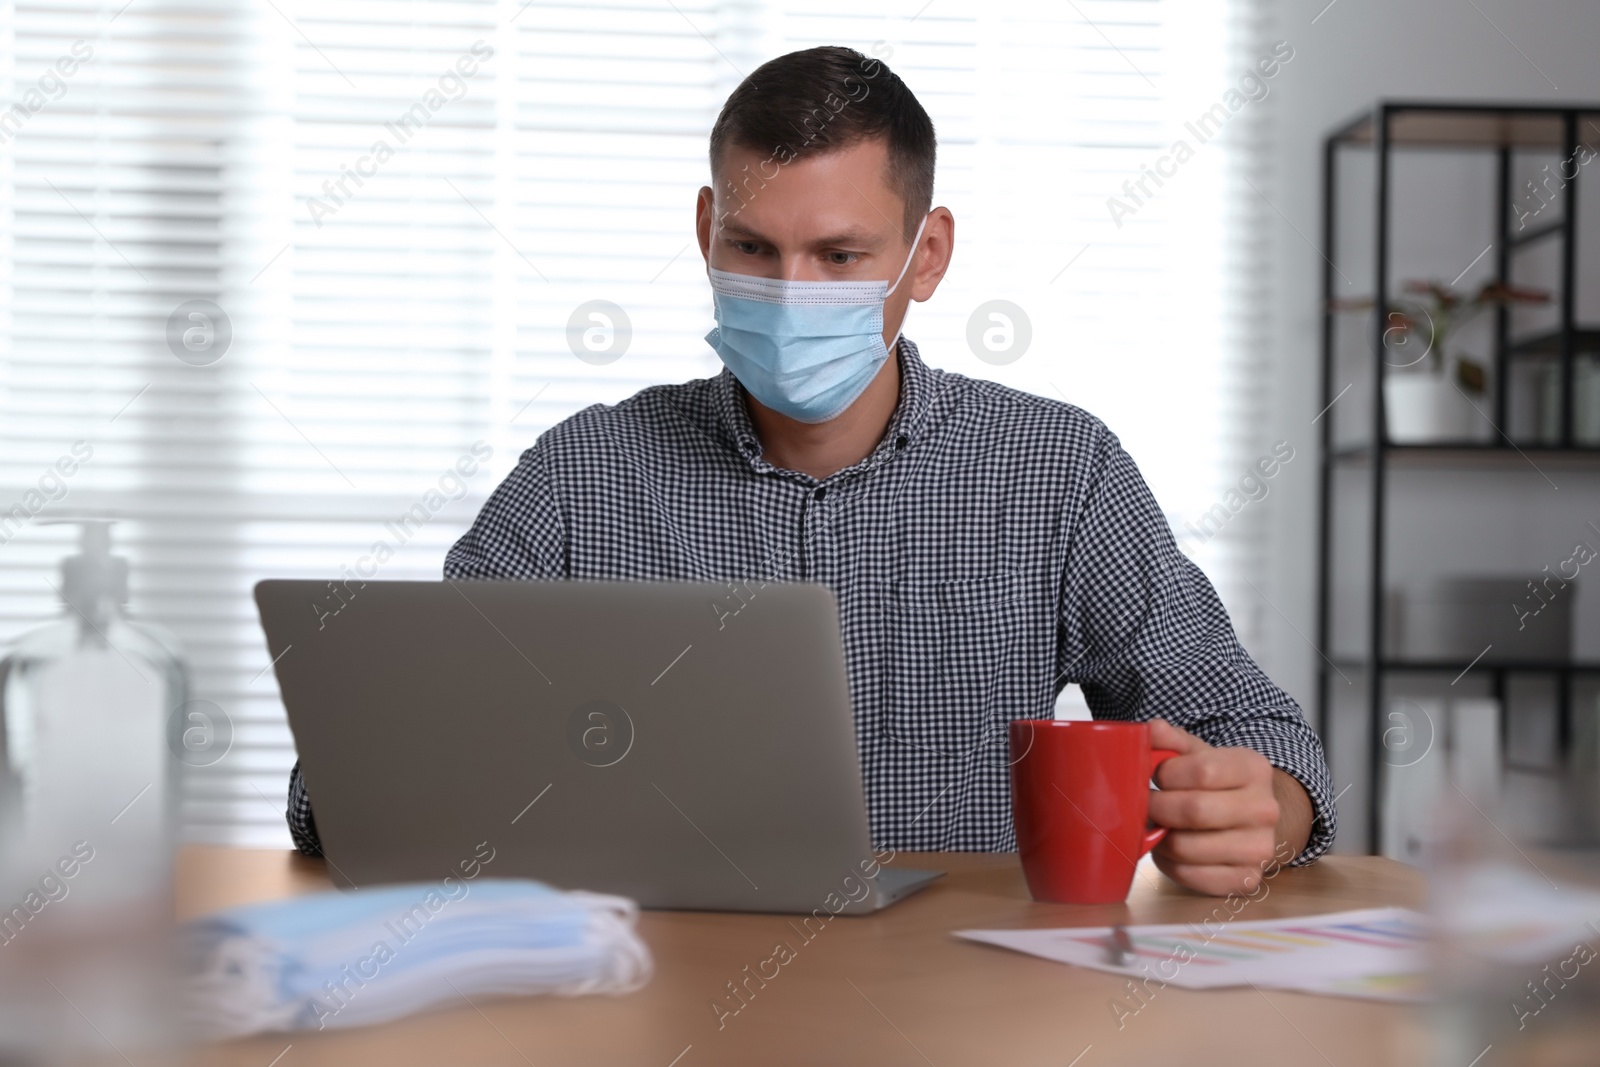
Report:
1317,102,1600,853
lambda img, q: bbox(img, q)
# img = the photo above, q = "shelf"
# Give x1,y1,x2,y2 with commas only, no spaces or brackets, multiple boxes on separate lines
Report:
1319,101,1600,853
1328,659,1600,673
1331,102,1600,149
1508,219,1565,247
1507,327,1600,359
1320,315,1600,361
1329,443,1600,464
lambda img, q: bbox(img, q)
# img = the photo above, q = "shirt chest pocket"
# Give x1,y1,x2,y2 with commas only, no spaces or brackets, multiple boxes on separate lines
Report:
876,570,1027,760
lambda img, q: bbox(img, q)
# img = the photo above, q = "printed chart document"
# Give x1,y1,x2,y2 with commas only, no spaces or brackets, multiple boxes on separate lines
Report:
956,907,1430,1001
958,867,1600,1003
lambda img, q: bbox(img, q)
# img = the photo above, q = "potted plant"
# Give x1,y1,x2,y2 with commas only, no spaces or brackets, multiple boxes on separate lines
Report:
1335,280,1550,443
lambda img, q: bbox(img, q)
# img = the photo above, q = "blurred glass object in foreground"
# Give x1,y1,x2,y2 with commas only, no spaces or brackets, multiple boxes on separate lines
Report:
0,520,189,1064
1428,694,1600,1067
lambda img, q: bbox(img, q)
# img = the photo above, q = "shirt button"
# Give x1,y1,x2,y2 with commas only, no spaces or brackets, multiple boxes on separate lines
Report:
813,486,827,501
895,435,909,450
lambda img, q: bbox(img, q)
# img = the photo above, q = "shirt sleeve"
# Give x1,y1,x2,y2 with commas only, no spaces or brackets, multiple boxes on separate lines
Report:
443,441,568,580
284,439,570,857
286,759,322,857
1056,427,1336,866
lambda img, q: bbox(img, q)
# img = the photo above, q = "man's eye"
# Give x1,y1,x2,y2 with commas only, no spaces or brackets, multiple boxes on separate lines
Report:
828,251,858,266
733,241,762,255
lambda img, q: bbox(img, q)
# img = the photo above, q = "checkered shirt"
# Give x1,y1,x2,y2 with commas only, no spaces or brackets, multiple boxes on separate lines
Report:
287,337,1335,864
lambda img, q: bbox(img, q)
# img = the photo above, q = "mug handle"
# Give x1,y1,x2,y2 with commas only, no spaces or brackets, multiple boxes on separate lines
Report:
1140,748,1181,856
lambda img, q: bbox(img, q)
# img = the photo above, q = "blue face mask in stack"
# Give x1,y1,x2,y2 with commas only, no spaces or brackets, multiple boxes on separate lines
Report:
704,213,929,424
180,878,652,1038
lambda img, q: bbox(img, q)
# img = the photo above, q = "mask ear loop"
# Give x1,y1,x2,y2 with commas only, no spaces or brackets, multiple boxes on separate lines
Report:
886,213,931,349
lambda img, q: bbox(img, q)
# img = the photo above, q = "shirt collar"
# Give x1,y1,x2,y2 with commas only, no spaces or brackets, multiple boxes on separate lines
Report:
714,336,940,480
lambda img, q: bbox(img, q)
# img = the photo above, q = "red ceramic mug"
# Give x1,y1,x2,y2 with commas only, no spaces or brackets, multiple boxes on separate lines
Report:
1008,720,1179,904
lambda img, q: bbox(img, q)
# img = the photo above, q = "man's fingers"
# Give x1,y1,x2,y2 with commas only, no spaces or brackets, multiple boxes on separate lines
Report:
1149,786,1280,832
1148,718,1205,754
1150,856,1271,898
1154,747,1270,792
1137,722,1300,897
1153,826,1276,867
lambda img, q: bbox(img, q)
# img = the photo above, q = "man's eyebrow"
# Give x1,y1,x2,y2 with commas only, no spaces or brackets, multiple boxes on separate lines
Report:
811,228,887,250
716,220,888,250
716,219,764,239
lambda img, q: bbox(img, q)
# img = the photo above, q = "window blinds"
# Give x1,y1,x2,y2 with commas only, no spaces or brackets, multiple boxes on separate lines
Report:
1,0,1271,846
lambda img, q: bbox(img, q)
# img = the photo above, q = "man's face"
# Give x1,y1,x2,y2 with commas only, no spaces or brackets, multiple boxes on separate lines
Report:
696,136,944,354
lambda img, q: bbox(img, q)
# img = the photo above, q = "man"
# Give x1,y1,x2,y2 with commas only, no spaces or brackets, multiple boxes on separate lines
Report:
288,45,1333,897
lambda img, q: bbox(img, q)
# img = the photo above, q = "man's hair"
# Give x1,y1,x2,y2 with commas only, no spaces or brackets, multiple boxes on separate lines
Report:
708,46,936,238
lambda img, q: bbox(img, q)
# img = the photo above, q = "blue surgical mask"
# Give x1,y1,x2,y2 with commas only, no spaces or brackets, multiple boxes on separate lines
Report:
705,214,929,424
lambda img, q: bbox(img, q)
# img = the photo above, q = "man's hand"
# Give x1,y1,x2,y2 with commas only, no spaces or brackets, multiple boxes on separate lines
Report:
1145,719,1313,896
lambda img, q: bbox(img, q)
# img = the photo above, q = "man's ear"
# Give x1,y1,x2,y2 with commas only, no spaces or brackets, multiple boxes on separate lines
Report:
695,185,715,264
911,206,954,302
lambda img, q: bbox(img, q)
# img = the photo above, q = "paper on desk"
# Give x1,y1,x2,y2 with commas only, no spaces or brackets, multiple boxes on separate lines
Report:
955,907,1430,1002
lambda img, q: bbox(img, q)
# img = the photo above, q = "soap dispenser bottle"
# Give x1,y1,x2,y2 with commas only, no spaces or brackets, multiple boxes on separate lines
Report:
0,518,190,1061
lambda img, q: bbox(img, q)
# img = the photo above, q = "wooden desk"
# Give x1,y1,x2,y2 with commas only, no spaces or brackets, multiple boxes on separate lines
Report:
181,848,1431,1066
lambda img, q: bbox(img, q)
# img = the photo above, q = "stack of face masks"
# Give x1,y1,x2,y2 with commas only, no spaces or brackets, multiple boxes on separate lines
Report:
181,879,652,1038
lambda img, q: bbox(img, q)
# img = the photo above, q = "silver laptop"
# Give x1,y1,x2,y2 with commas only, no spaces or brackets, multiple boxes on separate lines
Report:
254,579,941,914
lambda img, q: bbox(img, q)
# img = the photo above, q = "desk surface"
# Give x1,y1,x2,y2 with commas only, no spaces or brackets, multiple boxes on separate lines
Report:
181,848,1431,1067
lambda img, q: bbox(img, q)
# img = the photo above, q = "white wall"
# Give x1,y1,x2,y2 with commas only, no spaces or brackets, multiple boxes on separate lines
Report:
1253,0,1600,848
